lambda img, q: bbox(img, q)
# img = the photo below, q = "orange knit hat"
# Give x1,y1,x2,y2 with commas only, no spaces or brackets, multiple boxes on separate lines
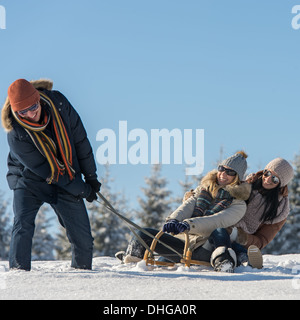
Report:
8,79,40,112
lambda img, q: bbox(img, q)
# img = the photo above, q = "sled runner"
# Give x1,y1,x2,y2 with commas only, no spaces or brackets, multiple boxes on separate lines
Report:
143,230,211,268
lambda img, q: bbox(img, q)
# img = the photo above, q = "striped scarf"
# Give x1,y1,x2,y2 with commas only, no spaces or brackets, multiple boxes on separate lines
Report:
192,188,233,217
12,91,75,184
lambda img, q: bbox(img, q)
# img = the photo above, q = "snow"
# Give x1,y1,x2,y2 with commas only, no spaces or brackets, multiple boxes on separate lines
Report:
1,254,300,300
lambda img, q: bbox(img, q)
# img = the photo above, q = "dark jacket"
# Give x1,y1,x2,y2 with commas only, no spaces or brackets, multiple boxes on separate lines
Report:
1,79,97,204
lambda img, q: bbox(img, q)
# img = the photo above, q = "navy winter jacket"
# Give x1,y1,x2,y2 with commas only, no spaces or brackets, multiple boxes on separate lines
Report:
2,80,97,204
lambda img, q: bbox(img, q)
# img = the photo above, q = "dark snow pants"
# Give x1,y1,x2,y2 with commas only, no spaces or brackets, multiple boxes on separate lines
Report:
9,188,94,271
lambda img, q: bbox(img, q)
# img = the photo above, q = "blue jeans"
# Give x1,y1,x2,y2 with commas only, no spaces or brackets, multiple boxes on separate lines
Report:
209,228,247,255
9,188,94,271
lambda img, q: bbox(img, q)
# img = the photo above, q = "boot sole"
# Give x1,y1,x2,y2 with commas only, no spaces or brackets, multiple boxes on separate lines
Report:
247,245,263,269
124,255,142,264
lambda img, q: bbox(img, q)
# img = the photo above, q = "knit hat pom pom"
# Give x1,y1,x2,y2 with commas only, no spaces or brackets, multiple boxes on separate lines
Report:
236,151,248,159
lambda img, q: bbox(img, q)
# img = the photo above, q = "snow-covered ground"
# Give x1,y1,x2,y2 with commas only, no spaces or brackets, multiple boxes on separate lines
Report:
1,254,300,300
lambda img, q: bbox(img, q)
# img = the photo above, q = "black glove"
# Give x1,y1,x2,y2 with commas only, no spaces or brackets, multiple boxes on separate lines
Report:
163,219,190,235
163,220,179,234
176,221,190,234
86,178,102,193
86,189,97,203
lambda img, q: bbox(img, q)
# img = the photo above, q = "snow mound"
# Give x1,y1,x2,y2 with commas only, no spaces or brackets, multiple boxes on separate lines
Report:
0,254,300,300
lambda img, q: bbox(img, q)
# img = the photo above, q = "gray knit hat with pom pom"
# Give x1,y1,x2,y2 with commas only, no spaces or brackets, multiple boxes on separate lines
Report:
220,151,248,181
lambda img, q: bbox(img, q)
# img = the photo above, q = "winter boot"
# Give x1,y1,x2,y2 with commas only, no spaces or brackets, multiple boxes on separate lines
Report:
123,255,142,264
236,251,248,267
115,251,125,263
115,251,143,264
247,245,263,269
210,246,237,273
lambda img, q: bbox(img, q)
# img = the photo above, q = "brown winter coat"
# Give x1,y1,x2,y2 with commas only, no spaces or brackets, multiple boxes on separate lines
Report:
234,188,289,249
236,219,287,250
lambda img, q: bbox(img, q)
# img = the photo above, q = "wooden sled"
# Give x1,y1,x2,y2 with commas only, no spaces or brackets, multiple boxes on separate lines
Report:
143,230,211,268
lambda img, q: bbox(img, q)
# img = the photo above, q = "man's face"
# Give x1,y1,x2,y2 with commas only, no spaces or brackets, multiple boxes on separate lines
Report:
17,101,42,123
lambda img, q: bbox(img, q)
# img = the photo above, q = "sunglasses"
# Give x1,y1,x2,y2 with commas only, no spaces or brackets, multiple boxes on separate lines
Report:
17,102,40,116
263,170,280,185
218,165,237,176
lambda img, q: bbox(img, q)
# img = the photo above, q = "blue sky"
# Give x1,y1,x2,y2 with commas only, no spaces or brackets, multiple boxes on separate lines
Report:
0,0,300,207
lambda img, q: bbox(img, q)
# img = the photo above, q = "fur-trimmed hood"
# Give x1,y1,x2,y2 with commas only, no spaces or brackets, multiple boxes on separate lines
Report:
1,79,53,132
194,170,251,201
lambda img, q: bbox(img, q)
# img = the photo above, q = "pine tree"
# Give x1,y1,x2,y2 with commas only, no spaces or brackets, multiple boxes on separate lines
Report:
87,165,130,257
137,164,172,229
32,204,55,260
173,170,203,208
55,224,72,260
264,154,300,254
0,192,11,260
